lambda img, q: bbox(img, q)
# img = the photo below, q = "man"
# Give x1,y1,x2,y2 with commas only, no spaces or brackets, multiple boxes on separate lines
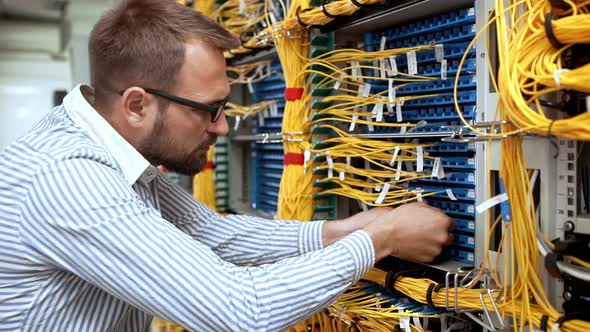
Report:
0,0,452,331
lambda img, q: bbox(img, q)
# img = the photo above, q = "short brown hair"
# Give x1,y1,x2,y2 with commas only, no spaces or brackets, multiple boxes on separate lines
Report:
89,0,239,108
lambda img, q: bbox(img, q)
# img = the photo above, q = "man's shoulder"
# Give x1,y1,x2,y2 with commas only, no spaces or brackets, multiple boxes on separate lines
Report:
6,112,118,173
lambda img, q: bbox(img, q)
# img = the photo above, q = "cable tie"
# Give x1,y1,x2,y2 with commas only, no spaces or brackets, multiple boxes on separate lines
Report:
544,12,563,49
426,283,437,307
295,6,321,29
547,119,556,137
553,69,570,90
540,315,549,331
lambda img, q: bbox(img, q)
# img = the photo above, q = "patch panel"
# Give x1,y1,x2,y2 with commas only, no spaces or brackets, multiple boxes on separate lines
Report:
426,142,476,153
396,75,476,95
251,81,285,94
418,170,475,186
453,218,476,233
446,248,475,265
423,156,476,170
250,59,286,215
409,186,476,202
364,7,476,45
397,105,476,122
426,199,476,218
453,234,476,249
380,24,476,50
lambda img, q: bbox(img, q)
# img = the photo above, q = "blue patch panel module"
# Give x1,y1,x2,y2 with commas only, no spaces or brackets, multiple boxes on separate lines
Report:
250,59,285,214
364,4,477,265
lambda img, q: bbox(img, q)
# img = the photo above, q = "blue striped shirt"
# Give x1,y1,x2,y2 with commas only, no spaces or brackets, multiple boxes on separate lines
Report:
0,85,375,331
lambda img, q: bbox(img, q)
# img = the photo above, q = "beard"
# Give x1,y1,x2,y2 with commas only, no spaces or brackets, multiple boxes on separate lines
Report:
140,119,217,176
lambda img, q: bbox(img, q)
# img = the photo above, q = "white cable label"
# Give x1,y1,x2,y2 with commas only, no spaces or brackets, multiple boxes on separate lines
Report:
257,112,265,127
412,317,423,331
586,95,590,112
351,61,362,80
441,59,448,80
327,168,333,179
416,145,424,172
303,149,311,175
263,108,269,118
380,35,387,51
389,146,401,166
407,50,418,75
435,44,444,62
326,151,334,169
362,83,371,98
431,157,441,177
415,188,423,202
476,193,509,214
386,102,394,118
339,171,345,181
233,116,241,131
395,161,402,180
349,112,358,131
247,77,255,93
446,189,458,201
389,56,398,76
346,156,351,167
375,183,390,204
379,59,387,78
375,184,382,192
239,0,246,14
357,84,365,97
333,73,343,90
400,316,411,332
396,101,403,122
388,79,396,104
400,125,407,134
366,118,374,132
375,103,384,122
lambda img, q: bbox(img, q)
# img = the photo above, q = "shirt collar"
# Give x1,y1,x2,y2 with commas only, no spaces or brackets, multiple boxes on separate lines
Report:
63,84,150,185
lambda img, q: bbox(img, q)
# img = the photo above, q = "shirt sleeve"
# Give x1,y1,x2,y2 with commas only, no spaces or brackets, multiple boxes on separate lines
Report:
19,158,375,331
155,172,326,266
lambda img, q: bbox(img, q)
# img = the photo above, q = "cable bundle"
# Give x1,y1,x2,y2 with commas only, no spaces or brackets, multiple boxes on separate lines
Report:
192,146,217,210
227,60,277,85
225,100,279,120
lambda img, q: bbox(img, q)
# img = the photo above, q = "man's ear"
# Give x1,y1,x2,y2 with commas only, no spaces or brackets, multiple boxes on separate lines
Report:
121,88,151,127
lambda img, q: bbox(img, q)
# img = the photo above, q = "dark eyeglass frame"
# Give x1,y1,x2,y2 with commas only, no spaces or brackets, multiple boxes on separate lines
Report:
119,88,227,122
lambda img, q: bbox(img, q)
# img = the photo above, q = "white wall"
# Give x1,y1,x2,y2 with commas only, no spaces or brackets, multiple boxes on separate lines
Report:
0,52,71,151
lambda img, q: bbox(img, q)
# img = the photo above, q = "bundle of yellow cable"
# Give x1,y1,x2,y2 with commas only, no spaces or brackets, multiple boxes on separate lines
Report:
193,0,215,17
227,60,275,85
495,0,590,140
224,100,278,119
267,0,316,221
192,146,217,210
230,0,385,58
363,266,590,331
453,0,590,140
213,0,266,37
443,3,590,329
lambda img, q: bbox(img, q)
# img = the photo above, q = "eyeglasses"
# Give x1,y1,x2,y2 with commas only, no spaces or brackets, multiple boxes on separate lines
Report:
120,88,228,122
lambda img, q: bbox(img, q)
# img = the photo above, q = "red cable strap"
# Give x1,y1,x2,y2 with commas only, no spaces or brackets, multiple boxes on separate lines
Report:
284,153,305,166
285,88,304,101
203,161,216,170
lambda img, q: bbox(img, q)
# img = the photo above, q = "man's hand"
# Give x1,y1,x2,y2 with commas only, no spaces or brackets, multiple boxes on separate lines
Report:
321,207,393,247
362,202,453,263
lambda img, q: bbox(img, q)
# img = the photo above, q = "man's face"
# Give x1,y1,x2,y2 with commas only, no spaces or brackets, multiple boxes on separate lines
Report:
139,39,230,175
